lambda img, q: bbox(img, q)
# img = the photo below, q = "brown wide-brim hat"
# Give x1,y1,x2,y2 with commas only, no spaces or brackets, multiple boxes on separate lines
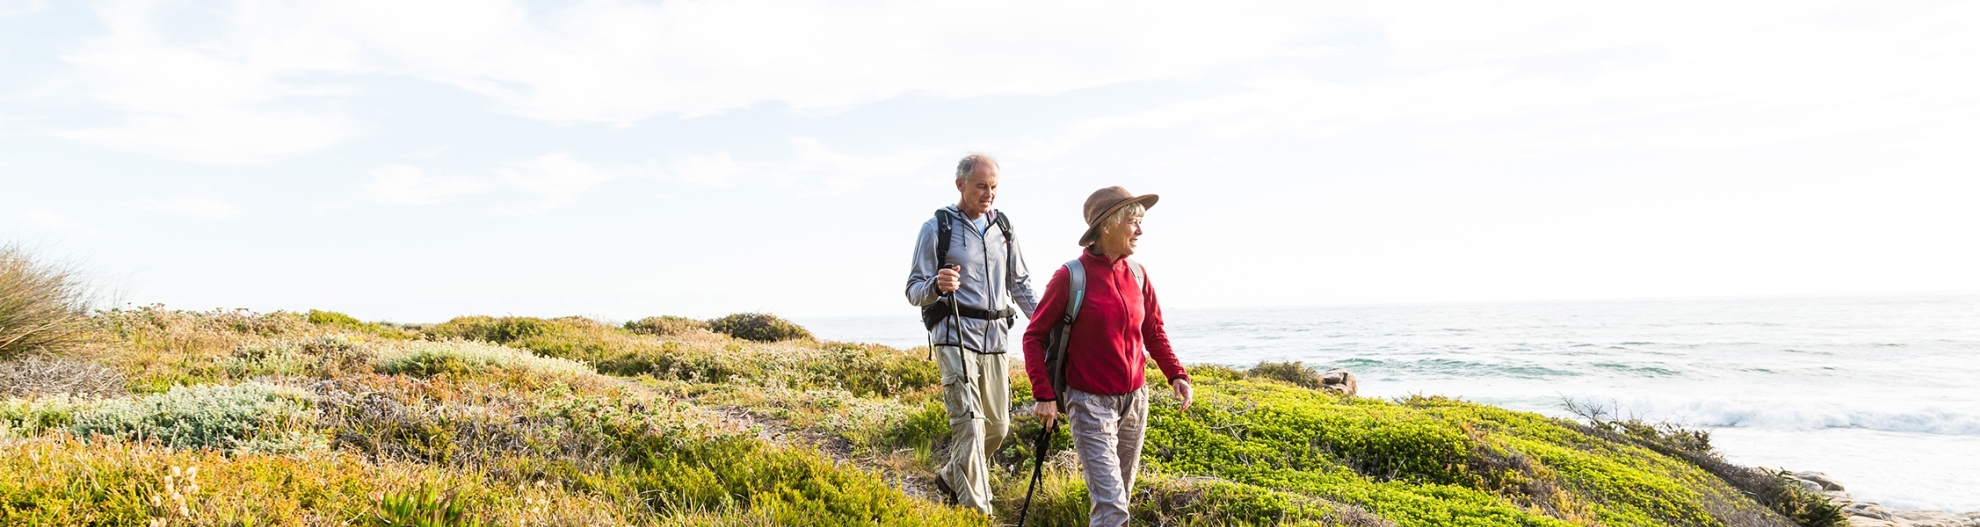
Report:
1078,186,1159,246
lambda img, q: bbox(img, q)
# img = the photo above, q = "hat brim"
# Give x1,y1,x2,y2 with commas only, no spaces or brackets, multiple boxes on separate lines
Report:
1078,194,1159,246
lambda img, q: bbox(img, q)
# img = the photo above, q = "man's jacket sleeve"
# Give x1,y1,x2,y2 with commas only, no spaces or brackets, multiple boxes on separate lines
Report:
905,220,942,307
1021,265,1071,401
1008,231,1040,318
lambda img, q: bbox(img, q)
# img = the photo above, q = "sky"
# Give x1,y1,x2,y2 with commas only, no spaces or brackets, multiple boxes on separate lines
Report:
2,0,1977,323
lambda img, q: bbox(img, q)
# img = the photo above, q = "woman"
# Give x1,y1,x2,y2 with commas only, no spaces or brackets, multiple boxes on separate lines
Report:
1022,186,1193,527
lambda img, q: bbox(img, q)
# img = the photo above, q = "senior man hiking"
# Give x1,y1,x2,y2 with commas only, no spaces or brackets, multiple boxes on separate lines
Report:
1023,185,1192,527
905,152,1039,515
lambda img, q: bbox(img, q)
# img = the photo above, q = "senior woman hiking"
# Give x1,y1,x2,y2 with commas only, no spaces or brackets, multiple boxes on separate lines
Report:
1022,185,1193,527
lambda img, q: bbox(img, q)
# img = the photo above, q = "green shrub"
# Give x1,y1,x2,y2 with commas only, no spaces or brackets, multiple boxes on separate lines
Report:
1565,400,1838,526
1246,360,1326,389
374,341,590,377
70,382,314,451
369,486,487,527
227,335,376,379
0,243,93,360
878,400,949,454
707,313,812,342
624,315,709,336
423,316,552,344
308,310,418,340
1,396,96,437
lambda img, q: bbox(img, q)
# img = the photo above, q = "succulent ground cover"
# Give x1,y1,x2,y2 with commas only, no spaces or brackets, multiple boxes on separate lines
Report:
0,304,1840,526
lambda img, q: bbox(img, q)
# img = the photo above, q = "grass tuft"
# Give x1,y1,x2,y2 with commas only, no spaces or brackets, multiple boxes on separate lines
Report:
0,244,93,360
625,315,710,337
0,354,125,398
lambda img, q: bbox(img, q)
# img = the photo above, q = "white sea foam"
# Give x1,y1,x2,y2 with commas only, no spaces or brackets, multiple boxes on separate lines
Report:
801,293,1980,513
1559,396,1980,436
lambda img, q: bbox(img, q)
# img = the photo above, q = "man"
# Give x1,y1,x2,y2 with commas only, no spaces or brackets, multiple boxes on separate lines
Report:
905,152,1039,515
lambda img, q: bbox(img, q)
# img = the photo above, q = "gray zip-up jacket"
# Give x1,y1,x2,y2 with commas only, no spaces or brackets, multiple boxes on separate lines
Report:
906,206,1039,354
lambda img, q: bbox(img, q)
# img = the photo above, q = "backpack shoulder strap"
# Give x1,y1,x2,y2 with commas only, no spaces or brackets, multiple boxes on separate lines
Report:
1062,259,1087,323
1127,259,1146,293
932,208,955,268
993,210,1013,242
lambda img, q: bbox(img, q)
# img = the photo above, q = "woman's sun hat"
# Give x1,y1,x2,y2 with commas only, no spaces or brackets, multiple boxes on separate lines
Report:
1078,186,1159,246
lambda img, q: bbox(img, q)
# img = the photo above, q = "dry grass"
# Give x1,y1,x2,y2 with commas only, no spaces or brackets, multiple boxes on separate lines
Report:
0,354,125,398
0,244,93,360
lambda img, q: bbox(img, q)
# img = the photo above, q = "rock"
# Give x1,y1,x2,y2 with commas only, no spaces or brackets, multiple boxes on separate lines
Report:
1795,471,1846,491
1847,501,1894,521
1319,368,1357,397
1890,509,1980,527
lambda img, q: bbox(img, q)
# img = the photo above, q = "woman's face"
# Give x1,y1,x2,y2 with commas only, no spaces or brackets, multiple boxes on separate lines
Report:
1101,214,1143,257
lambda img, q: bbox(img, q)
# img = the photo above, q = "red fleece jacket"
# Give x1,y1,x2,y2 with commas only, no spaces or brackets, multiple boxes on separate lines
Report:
1022,250,1188,401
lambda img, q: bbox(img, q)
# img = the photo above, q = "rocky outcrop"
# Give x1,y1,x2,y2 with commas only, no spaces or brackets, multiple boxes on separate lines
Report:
1789,472,1980,527
1319,367,1357,397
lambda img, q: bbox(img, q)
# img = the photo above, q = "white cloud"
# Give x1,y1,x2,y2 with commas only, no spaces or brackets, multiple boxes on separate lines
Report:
649,140,949,195
140,198,240,219
1015,1,1980,158
494,152,639,215
366,153,641,214
785,138,949,195
27,0,1980,170
42,0,360,163
364,165,487,205
664,152,746,187
23,209,79,230
0,0,45,17
19,209,109,237
30,0,1342,144
290,0,1337,123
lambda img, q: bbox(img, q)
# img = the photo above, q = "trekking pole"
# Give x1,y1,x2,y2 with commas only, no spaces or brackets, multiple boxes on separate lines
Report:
942,264,974,420
1015,415,1057,527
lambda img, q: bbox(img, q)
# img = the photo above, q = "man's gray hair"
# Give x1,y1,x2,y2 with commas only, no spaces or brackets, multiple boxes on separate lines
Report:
955,153,999,181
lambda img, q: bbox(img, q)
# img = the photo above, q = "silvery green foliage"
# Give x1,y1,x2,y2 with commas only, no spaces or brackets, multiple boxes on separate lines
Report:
1,395,98,438
70,382,313,450
226,335,375,379
373,340,591,376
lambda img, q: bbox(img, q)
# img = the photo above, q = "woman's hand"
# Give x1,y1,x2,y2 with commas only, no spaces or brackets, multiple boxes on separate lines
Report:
1034,400,1058,427
1170,378,1194,412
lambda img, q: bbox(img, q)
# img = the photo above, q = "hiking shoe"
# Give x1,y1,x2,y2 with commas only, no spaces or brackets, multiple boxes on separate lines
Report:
932,474,958,505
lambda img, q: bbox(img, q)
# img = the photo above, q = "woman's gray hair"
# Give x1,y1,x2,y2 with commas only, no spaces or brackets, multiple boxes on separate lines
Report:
955,153,999,181
1093,202,1147,246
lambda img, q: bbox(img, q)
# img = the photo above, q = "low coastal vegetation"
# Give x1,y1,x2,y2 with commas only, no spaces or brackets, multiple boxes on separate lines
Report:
0,249,1842,526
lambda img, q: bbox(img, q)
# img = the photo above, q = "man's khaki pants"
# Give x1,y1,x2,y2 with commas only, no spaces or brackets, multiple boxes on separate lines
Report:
934,346,1009,515
1065,386,1149,527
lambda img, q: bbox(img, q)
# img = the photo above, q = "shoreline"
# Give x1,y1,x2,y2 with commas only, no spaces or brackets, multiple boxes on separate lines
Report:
1789,472,1980,527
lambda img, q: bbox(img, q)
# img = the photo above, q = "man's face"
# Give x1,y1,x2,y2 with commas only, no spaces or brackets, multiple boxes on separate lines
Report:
955,164,999,217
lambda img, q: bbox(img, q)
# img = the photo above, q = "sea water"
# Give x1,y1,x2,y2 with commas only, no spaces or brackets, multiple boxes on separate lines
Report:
797,294,1980,512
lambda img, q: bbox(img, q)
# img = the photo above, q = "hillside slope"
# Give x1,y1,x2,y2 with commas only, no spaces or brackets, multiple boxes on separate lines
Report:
0,308,1838,526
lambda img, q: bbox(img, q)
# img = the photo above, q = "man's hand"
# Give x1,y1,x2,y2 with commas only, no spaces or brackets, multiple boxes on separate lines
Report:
1170,378,1194,412
936,265,961,293
1034,400,1057,427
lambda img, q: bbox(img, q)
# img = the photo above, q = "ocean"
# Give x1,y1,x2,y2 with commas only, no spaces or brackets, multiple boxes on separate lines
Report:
797,294,1980,512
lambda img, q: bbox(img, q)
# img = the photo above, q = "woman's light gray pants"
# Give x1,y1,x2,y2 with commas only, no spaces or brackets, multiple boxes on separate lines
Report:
1065,386,1149,527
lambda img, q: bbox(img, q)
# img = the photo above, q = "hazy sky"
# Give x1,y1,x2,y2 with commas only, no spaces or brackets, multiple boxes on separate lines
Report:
3,1,1976,322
